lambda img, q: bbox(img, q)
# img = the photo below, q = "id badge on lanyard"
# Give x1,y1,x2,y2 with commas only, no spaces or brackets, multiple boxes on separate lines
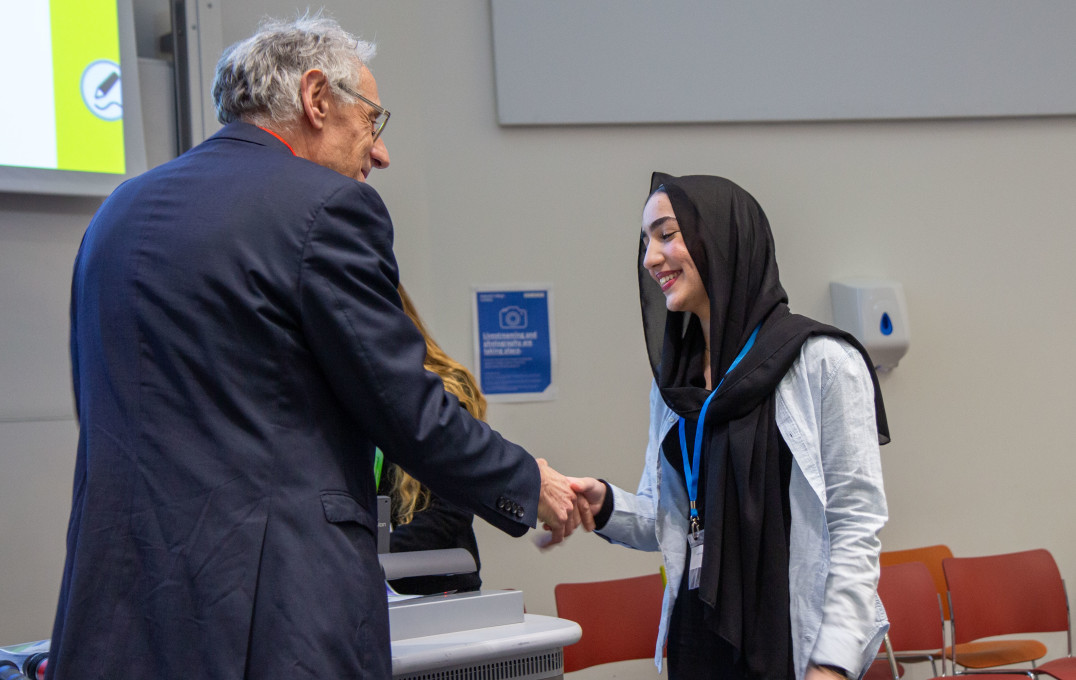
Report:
678,324,759,590
687,528,705,590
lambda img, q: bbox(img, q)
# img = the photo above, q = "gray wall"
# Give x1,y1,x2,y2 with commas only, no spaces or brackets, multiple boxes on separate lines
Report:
2,3,1074,677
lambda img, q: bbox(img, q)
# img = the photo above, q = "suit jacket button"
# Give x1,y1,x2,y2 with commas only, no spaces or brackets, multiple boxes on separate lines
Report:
515,507,524,518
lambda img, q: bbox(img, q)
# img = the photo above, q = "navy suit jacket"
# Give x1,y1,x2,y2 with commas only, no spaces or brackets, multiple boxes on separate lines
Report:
47,123,540,680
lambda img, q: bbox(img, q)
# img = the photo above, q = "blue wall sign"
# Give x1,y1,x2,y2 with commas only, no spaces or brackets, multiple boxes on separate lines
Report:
472,286,556,401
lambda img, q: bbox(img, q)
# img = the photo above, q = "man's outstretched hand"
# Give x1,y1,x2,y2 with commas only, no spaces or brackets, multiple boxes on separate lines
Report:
536,458,587,546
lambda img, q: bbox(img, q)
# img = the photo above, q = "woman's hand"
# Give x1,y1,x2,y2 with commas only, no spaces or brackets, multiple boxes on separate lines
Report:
568,477,606,526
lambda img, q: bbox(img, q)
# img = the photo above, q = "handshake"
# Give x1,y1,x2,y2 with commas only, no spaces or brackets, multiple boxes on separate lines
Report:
535,458,605,547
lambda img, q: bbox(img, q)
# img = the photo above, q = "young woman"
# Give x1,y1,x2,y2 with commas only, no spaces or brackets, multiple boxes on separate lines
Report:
572,174,890,680
378,285,487,595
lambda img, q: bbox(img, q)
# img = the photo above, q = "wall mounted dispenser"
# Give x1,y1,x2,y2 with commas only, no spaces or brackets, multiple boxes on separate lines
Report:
829,278,909,371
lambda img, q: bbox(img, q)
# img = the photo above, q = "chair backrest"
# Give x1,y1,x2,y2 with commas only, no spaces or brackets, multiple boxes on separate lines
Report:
554,573,664,672
878,562,946,652
880,544,954,618
943,549,1069,645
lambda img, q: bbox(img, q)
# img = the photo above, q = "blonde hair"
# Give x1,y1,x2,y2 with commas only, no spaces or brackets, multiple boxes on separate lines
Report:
391,285,487,525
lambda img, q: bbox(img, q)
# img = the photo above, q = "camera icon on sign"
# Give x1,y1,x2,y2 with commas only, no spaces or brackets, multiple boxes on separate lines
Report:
499,306,528,329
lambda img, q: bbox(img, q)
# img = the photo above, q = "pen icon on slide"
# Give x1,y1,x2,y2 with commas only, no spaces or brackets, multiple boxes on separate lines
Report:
95,72,119,99
80,60,123,121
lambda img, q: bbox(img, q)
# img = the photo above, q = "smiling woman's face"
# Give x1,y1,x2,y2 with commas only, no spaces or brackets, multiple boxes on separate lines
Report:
640,191,710,323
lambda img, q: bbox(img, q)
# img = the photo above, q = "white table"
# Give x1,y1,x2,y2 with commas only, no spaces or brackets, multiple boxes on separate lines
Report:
391,613,581,679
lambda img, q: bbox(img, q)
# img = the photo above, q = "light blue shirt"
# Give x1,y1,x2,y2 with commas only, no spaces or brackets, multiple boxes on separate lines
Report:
598,335,889,679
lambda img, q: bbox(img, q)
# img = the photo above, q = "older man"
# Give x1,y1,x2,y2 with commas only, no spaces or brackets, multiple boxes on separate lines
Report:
47,14,581,680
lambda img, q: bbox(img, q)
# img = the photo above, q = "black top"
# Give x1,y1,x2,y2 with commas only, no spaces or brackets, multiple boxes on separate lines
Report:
660,417,793,545
659,350,706,517
661,416,705,518
384,490,482,595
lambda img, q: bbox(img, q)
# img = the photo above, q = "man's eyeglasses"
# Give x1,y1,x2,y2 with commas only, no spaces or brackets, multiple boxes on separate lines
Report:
337,83,390,142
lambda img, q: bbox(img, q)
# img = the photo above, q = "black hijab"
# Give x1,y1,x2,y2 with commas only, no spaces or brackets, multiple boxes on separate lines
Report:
639,173,889,678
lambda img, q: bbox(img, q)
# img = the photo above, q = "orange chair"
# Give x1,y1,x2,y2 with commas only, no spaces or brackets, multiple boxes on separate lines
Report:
943,549,1074,675
554,573,664,673
880,544,954,618
876,561,947,676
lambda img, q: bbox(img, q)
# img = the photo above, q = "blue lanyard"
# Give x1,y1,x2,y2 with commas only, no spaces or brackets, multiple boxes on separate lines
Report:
678,324,761,525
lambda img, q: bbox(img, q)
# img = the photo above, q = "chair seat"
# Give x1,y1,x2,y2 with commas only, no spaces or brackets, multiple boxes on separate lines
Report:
948,640,1048,669
1038,656,1076,680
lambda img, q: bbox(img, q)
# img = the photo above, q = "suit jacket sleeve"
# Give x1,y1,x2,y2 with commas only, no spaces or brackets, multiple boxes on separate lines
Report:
297,180,539,535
